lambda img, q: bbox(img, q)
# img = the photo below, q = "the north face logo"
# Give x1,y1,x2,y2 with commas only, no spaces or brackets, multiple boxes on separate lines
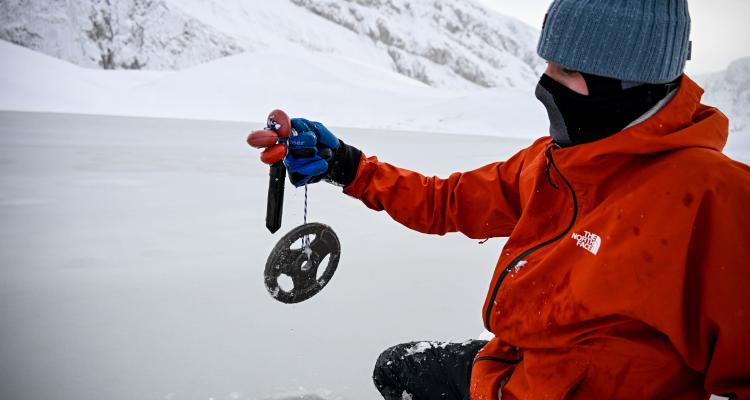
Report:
571,231,602,255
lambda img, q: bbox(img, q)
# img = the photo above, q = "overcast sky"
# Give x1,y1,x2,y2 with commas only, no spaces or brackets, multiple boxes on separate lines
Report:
479,0,750,75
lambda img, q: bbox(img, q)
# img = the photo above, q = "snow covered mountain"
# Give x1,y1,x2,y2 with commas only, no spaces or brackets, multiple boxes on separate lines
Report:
697,57,750,134
0,0,544,89
285,0,543,88
1,0,746,138
0,39,550,137
0,0,242,70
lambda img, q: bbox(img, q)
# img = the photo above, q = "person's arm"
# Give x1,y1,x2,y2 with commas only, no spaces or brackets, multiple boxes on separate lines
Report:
340,146,528,239
250,115,529,239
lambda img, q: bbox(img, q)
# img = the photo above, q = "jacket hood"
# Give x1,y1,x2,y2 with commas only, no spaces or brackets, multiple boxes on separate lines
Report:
552,75,729,166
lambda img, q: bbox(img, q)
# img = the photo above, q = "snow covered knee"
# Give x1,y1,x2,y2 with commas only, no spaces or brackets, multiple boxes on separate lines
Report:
372,342,414,399
372,340,488,400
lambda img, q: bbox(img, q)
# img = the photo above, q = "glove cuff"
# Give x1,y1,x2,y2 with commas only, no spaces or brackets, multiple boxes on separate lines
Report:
326,140,362,187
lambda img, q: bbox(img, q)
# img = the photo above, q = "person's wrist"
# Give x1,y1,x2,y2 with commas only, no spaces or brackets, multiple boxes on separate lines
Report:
325,140,361,187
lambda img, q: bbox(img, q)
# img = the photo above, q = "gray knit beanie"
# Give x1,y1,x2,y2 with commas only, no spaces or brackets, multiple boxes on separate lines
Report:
537,0,691,84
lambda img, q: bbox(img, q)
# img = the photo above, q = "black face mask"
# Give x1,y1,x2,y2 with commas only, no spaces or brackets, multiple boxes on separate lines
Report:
535,73,680,147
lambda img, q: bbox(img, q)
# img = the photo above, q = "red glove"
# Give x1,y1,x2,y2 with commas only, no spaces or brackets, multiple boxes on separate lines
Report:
246,109,292,165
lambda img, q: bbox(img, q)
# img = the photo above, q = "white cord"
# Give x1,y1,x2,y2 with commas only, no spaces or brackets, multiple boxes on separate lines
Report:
302,184,311,261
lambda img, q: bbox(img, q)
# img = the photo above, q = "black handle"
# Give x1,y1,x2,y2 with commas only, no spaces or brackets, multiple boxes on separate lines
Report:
266,161,286,233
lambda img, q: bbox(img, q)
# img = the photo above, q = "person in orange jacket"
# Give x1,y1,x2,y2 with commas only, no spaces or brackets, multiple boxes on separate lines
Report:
252,0,750,398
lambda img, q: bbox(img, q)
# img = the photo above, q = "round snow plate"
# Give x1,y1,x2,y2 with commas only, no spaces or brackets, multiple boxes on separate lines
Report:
264,223,341,304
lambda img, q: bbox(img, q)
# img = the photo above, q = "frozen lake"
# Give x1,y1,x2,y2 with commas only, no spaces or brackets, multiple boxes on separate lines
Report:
0,111,528,400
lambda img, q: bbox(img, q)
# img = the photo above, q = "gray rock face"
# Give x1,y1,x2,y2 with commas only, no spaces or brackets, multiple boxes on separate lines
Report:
0,0,242,70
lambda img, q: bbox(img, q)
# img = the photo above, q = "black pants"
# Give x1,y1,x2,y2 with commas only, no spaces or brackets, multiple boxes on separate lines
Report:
373,340,488,400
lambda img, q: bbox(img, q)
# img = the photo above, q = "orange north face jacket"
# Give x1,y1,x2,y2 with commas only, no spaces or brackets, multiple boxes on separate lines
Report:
343,76,750,399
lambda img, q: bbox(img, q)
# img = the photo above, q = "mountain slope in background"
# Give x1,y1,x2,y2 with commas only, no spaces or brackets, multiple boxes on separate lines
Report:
0,0,242,70
0,0,543,89
0,1,747,139
286,0,543,88
0,39,549,137
1,36,748,145
697,57,750,134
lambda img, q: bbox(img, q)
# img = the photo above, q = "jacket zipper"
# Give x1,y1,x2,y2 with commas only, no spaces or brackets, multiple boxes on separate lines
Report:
473,355,523,366
484,148,579,332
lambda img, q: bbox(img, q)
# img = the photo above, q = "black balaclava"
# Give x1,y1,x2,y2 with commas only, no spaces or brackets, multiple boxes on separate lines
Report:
535,72,680,147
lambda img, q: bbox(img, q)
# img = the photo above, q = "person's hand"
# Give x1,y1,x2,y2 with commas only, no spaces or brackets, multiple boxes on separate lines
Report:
247,111,360,188
284,118,340,187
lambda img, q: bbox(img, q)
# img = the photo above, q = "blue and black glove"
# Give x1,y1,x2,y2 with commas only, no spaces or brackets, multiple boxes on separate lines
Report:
284,118,362,187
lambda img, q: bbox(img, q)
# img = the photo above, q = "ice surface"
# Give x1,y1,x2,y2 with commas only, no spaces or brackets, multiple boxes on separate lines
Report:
0,111,521,400
263,388,336,400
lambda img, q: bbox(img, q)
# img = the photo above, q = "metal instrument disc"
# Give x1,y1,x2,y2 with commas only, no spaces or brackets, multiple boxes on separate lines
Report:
264,223,341,304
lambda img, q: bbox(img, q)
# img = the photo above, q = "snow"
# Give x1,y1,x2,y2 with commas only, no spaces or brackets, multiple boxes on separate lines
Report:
0,0,746,141
282,0,544,89
478,330,495,341
696,57,750,138
404,341,450,356
264,388,338,400
0,0,543,89
512,260,528,274
5,38,743,161
405,342,432,356
0,0,242,69
0,39,548,138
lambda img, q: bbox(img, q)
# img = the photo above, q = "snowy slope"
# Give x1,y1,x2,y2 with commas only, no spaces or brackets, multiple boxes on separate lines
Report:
2,35,748,143
0,0,543,89
1,0,747,139
0,39,550,137
696,57,750,134
284,0,543,88
0,0,242,69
